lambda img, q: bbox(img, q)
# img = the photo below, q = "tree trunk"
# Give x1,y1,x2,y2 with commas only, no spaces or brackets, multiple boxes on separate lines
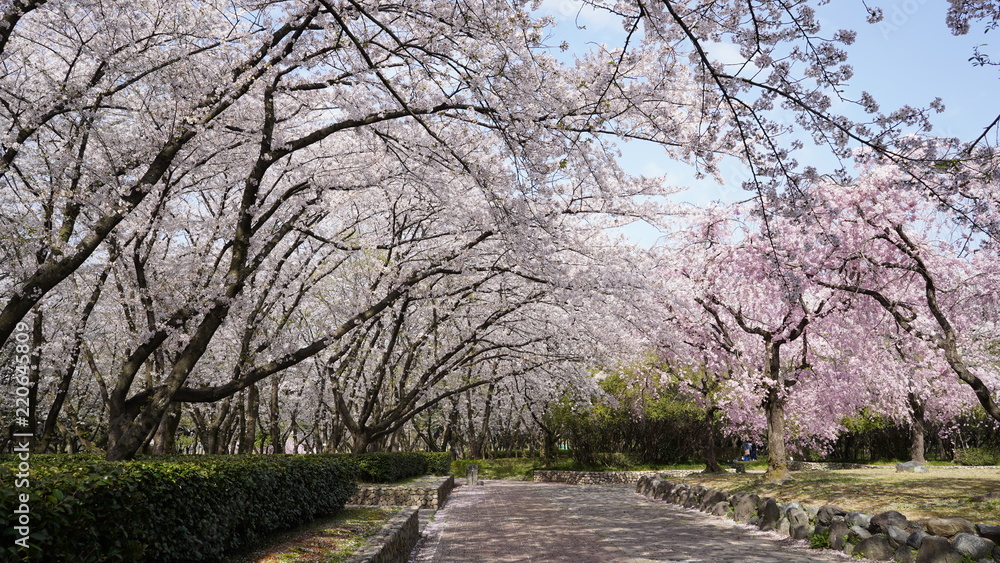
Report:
26,312,43,446
239,384,260,454
218,398,239,454
150,402,181,454
763,386,789,482
909,394,926,464
702,404,724,473
269,377,282,454
762,347,787,481
352,432,372,454
469,383,495,459
761,340,791,483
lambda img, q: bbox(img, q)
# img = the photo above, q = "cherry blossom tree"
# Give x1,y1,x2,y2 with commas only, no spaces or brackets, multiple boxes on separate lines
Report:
653,201,887,481
4,0,998,464
799,161,1000,425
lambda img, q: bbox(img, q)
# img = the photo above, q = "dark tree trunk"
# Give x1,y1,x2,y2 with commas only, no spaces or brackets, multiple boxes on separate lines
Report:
239,384,260,454
269,378,282,454
27,312,43,446
352,432,372,454
762,343,790,483
150,402,181,454
468,383,495,459
763,388,789,482
909,393,926,464
702,404,724,473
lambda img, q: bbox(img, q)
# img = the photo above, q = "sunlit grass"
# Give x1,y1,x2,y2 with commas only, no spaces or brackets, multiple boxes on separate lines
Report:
453,457,539,480
451,455,757,479
673,467,1000,525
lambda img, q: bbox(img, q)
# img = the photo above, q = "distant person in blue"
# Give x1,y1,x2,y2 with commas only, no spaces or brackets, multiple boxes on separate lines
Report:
740,441,758,461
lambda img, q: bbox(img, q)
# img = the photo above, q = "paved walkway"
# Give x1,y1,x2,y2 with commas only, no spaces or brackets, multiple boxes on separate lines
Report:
408,481,858,563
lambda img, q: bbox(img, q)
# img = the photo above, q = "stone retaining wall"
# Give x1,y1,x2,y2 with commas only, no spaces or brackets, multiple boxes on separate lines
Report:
349,475,455,509
344,508,420,563
533,463,878,485
787,461,878,471
532,470,694,484
636,474,1000,563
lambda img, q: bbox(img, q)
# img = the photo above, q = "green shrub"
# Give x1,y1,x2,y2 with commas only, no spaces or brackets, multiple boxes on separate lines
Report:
809,528,832,549
953,447,1000,466
417,452,452,475
351,452,429,483
0,454,356,562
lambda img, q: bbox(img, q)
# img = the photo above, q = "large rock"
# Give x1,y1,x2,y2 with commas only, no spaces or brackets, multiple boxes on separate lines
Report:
854,535,895,561
652,479,669,500
817,504,848,526
850,525,873,542
669,484,689,505
788,508,810,529
829,521,851,551
784,501,804,515
870,510,910,534
846,512,872,529
950,533,995,560
896,460,929,473
915,536,963,563
777,516,791,537
790,522,812,541
907,530,930,549
636,475,652,494
786,507,812,539
976,523,1000,544
732,494,758,523
758,498,781,532
894,545,916,563
650,477,667,496
710,501,731,517
699,489,728,512
757,496,773,513
887,525,911,547
804,505,819,521
926,517,976,538
684,485,706,508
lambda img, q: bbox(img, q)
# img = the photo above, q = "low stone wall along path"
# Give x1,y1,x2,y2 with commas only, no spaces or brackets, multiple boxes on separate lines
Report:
408,481,855,562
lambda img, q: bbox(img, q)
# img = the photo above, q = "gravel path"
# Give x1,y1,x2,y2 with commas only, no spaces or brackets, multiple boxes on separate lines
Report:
408,480,859,562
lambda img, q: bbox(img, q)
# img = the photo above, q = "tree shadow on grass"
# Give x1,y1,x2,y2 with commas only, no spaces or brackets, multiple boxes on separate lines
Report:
678,469,1000,523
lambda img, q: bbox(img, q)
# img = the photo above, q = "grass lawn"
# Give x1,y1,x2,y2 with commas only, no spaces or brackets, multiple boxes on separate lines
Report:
224,506,396,563
451,456,712,480
672,466,1000,525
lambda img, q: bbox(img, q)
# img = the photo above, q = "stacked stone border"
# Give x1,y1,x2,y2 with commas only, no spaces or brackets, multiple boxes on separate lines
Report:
636,474,1000,563
344,508,420,563
533,463,877,485
533,470,695,484
349,475,455,509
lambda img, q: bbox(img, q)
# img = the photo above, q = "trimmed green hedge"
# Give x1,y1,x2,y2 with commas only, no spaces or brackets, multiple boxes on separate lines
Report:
954,447,1000,466
0,454,357,562
342,451,453,483
420,452,452,475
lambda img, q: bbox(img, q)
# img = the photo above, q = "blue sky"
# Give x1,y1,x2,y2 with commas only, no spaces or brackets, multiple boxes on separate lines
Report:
537,1,1000,245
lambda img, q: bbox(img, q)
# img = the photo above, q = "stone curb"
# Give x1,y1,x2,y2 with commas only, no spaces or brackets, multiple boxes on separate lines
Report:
344,507,420,563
